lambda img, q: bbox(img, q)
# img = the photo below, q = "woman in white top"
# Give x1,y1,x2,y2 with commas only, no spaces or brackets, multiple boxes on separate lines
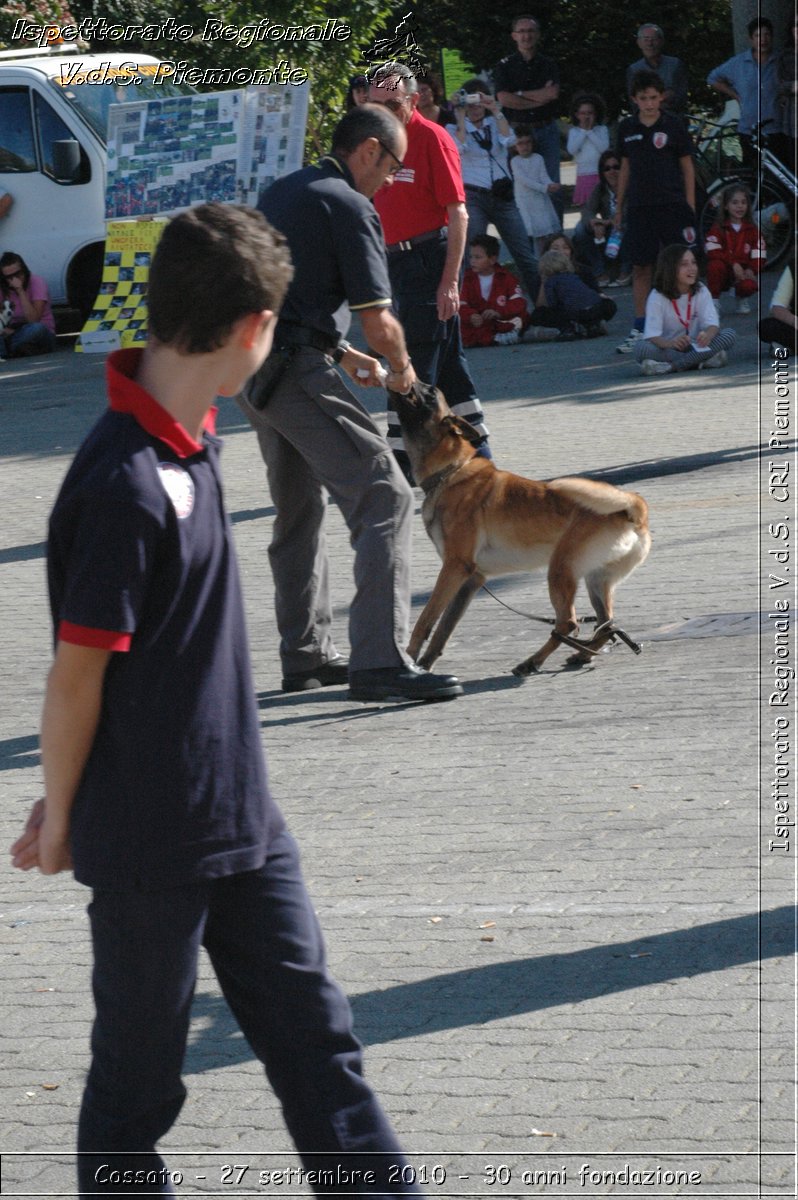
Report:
633,245,736,374
566,93,610,207
452,79,540,300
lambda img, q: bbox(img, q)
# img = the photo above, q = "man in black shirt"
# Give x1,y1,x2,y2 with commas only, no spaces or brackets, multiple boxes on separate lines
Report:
494,14,563,220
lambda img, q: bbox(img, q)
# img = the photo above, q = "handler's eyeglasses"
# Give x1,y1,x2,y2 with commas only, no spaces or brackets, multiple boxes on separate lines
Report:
378,140,404,174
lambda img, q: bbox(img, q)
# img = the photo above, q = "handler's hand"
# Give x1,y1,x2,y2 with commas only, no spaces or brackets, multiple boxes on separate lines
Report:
342,348,385,387
10,799,72,874
671,333,691,351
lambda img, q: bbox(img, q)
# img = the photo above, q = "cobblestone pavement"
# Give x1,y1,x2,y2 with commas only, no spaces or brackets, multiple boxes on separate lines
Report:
1,294,794,1198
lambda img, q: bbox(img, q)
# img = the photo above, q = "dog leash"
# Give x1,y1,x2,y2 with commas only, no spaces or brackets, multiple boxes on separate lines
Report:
479,583,642,656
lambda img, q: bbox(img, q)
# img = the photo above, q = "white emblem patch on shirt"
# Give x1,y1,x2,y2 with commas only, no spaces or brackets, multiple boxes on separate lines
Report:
653,132,668,149
157,463,195,519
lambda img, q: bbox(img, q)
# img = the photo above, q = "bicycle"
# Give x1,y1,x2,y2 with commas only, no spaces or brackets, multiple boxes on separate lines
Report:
695,118,795,271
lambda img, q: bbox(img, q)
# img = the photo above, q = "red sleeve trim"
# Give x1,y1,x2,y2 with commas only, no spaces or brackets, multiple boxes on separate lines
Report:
58,621,132,651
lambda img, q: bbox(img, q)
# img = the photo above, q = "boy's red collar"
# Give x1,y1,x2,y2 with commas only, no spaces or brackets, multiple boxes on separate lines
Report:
106,348,217,458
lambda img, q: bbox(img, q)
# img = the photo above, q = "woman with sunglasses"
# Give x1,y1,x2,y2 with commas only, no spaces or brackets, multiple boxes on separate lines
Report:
571,150,632,288
0,251,57,358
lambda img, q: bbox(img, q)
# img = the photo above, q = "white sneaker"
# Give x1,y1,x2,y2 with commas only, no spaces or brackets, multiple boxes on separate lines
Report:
736,299,751,315
698,349,728,369
640,359,672,375
616,328,643,354
494,330,520,345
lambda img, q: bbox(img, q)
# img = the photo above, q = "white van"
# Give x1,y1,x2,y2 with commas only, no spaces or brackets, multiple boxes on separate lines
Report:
0,48,193,324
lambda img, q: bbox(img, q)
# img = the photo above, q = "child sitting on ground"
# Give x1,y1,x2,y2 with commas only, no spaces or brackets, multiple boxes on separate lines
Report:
633,243,737,374
536,247,617,338
705,183,766,314
460,234,529,347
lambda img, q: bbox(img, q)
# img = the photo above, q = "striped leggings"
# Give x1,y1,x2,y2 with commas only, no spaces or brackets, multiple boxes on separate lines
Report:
633,328,737,371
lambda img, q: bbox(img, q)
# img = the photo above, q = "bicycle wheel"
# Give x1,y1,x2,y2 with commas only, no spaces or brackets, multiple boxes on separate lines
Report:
754,179,794,271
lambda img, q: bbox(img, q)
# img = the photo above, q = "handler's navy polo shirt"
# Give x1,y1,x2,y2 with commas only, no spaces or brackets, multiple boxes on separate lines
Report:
617,112,694,209
258,154,392,347
48,349,285,890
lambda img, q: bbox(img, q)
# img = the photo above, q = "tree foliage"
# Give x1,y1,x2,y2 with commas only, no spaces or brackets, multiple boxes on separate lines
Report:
411,0,737,120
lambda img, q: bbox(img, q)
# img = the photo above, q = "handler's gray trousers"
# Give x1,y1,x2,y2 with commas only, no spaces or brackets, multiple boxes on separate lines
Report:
240,347,414,674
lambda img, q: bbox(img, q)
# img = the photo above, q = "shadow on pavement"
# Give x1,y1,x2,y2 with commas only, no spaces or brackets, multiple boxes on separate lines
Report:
184,905,791,1072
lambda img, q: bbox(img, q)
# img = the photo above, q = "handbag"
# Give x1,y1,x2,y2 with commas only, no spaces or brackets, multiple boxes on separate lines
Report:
490,176,514,201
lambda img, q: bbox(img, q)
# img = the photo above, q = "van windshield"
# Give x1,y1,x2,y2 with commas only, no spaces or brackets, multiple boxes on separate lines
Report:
49,63,194,142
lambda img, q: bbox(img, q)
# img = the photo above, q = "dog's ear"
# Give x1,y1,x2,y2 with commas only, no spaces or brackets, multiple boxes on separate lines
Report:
447,414,484,447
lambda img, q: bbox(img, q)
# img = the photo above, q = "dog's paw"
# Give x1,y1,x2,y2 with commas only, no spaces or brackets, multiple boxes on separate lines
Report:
511,660,538,677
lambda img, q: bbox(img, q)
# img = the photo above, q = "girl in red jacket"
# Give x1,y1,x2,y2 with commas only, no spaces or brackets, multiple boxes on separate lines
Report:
460,234,529,347
705,184,766,315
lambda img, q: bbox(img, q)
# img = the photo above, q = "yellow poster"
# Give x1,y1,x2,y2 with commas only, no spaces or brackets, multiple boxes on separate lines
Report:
76,220,167,353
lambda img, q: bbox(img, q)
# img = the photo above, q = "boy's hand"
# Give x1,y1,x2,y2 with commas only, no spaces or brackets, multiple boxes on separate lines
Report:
732,263,744,280
671,334,691,351
10,799,72,874
470,313,484,327
482,309,500,321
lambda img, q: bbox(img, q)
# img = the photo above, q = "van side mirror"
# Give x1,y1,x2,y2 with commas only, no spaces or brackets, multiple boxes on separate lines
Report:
52,139,82,182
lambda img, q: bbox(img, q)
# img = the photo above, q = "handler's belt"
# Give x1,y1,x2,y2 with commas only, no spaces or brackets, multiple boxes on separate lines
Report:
274,322,338,353
386,227,447,254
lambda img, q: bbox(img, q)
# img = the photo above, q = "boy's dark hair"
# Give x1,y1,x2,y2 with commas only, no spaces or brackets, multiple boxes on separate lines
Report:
470,233,501,258
332,105,404,160
748,16,773,36
629,69,665,96
463,77,491,95
147,204,293,355
0,251,31,295
653,243,700,299
570,91,606,125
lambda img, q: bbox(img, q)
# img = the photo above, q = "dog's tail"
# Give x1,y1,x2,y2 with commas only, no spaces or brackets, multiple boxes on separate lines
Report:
549,477,649,527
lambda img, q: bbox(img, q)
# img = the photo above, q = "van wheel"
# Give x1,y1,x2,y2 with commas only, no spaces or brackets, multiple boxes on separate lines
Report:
67,243,105,323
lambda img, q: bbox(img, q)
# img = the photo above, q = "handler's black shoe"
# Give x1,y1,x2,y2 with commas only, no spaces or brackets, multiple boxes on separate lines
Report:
282,657,349,693
349,664,463,702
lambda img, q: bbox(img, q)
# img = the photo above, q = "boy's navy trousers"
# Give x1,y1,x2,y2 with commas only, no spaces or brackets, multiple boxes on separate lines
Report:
77,830,421,1197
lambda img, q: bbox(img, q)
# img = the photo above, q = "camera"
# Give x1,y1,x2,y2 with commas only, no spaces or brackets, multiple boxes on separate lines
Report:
456,88,482,106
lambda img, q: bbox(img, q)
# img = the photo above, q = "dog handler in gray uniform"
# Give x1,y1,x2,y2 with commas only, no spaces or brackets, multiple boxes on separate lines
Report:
241,106,462,703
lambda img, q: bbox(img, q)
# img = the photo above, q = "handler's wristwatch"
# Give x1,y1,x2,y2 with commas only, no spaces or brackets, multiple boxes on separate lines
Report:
332,341,350,363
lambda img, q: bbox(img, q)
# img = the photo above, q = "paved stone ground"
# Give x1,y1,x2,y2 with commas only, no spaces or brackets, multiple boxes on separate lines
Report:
0,293,794,1199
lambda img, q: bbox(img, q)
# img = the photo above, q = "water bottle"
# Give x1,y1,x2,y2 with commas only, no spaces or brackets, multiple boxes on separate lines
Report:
605,229,622,259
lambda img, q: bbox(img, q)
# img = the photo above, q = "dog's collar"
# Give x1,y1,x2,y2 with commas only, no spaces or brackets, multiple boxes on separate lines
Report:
419,458,474,496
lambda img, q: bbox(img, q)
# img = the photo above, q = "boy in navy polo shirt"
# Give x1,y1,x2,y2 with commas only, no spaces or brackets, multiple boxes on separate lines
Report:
613,70,696,354
10,204,422,1198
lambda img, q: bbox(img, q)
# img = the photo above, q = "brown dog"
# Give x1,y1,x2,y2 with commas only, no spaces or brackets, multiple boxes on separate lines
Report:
390,382,651,675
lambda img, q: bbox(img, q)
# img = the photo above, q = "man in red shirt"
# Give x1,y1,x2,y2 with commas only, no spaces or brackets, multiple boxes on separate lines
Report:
368,62,491,477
